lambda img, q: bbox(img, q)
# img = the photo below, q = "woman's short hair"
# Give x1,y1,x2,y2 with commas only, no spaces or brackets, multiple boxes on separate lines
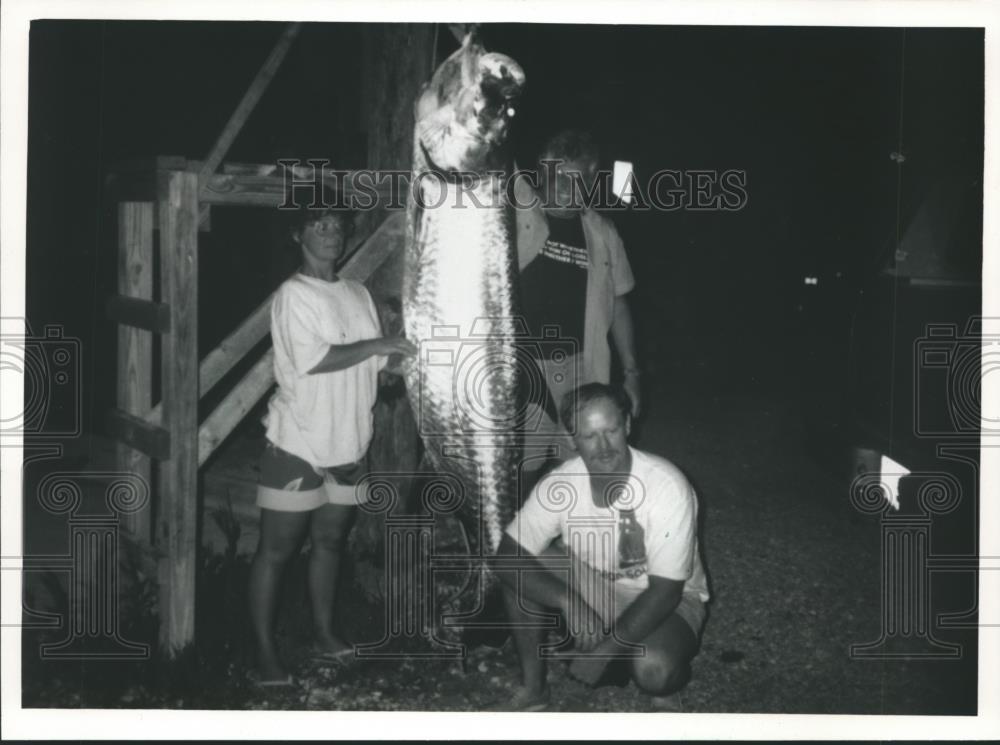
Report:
286,205,354,242
558,382,632,433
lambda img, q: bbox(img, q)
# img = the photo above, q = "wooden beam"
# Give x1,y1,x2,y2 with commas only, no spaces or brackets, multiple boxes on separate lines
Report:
115,202,155,542
197,294,272,395
198,349,275,466
199,23,301,186
357,24,434,564
199,169,392,208
362,25,437,172
106,295,171,333
156,169,200,657
106,408,170,460
146,289,274,426
108,159,396,211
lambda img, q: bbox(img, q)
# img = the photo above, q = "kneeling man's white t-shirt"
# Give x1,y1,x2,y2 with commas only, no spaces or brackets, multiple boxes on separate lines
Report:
506,447,710,603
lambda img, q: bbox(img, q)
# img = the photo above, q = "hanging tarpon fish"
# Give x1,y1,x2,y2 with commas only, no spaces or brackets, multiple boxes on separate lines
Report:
402,28,526,633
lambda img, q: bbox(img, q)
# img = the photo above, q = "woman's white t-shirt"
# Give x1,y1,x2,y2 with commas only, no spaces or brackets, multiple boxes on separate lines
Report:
264,273,385,467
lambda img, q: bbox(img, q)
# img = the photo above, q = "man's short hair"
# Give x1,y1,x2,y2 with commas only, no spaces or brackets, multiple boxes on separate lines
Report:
559,382,632,433
540,129,600,169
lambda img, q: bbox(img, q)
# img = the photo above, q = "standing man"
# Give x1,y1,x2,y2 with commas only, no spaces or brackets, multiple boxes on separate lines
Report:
515,131,641,469
494,383,709,711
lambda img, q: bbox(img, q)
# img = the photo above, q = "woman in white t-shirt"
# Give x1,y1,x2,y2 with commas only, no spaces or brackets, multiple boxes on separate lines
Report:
248,207,415,685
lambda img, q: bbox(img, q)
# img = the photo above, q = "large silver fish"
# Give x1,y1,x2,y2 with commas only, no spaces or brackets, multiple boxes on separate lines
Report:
402,31,526,619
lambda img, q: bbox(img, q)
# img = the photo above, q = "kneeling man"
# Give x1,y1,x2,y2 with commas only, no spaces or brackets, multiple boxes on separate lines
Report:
495,383,709,711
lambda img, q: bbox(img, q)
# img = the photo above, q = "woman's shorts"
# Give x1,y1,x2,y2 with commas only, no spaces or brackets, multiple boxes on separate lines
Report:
256,442,370,512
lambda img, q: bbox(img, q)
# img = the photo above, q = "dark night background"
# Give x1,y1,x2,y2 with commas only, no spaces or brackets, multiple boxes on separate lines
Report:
26,22,983,453
20,21,985,714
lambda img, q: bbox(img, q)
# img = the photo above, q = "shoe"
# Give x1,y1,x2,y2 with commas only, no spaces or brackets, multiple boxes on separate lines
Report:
488,684,551,712
649,691,684,712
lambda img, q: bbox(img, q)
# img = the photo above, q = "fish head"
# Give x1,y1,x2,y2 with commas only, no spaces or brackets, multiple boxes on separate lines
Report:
415,33,525,173
465,52,525,152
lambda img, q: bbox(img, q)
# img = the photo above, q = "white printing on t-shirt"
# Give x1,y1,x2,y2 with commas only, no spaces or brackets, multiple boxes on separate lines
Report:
264,274,385,467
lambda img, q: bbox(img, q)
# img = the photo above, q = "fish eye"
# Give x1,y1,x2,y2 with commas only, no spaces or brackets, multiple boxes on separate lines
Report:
506,106,516,117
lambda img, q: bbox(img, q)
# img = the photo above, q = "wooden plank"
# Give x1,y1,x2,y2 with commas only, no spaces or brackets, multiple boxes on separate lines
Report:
146,289,274,425
106,408,170,460
198,349,275,466
362,24,436,172
109,158,394,211
199,24,301,186
197,293,272,395
106,295,171,333
199,169,392,208
115,201,154,543
156,169,200,657
355,24,434,555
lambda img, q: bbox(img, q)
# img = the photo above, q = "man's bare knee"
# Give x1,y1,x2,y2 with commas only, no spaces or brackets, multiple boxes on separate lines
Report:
631,651,690,695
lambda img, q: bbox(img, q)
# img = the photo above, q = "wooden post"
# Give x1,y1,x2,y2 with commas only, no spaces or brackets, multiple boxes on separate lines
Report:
350,25,436,561
116,202,154,544
156,170,200,656
362,23,437,173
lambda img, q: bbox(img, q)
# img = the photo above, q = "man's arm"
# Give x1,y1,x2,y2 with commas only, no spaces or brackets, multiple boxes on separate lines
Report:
610,293,641,417
494,533,607,651
563,574,683,685
494,533,581,616
604,574,684,647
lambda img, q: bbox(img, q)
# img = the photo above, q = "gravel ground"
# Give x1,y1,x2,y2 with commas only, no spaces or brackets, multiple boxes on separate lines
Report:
21,386,977,714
